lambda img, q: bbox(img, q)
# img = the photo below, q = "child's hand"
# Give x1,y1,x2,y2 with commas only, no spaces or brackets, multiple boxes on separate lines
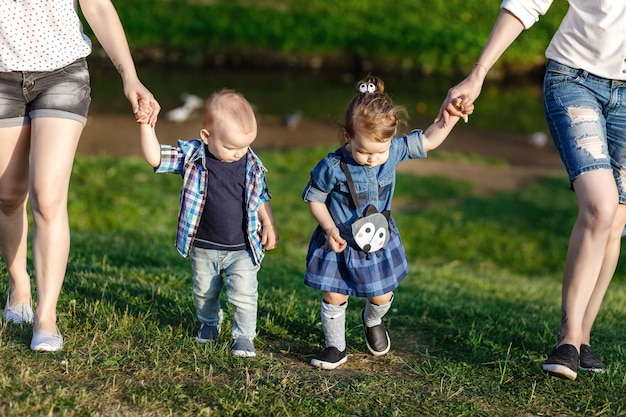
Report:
124,79,160,126
136,99,159,126
261,225,280,250
451,97,474,123
326,227,347,253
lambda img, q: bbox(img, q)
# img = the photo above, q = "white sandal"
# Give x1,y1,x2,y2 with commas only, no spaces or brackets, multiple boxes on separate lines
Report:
4,295,34,324
30,327,64,352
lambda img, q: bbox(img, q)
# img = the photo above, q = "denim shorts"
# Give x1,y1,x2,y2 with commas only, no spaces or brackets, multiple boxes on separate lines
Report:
543,60,626,202
0,58,91,128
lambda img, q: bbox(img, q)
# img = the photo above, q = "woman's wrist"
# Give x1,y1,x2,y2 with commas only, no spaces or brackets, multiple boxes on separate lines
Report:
471,62,489,81
474,62,488,75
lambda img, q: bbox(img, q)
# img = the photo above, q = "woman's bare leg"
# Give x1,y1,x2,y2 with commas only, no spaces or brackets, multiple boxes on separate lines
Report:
0,125,32,307
29,118,82,334
580,203,626,345
558,170,619,350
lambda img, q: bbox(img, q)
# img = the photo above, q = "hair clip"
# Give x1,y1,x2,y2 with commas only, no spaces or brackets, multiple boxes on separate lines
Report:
358,82,377,94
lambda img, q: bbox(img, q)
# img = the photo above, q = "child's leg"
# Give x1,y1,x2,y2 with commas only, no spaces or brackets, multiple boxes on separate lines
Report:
364,293,393,326
190,248,224,326
321,298,348,351
310,292,349,369
362,293,393,356
224,250,259,341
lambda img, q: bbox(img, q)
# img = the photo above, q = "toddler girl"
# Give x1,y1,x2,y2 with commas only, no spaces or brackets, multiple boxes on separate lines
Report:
302,76,469,369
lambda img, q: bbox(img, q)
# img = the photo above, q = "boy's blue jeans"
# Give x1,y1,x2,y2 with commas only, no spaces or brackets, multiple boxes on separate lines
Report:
190,247,260,340
544,59,626,203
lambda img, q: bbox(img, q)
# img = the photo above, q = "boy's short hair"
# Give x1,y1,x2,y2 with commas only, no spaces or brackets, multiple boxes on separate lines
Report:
202,89,256,133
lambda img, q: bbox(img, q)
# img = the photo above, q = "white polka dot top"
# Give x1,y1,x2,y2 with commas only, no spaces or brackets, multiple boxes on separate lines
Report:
0,0,92,72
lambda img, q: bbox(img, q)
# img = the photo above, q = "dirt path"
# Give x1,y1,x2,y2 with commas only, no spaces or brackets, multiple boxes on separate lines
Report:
79,113,565,194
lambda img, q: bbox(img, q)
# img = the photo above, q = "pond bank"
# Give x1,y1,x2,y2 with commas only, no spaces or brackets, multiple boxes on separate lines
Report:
79,112,564,195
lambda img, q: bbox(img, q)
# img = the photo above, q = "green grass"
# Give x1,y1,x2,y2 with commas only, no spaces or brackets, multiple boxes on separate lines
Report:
93,0,570,76
2,148,626,416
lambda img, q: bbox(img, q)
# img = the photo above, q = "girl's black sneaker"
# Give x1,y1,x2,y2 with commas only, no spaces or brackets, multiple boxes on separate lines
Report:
361,309,390,356
310,347,347,370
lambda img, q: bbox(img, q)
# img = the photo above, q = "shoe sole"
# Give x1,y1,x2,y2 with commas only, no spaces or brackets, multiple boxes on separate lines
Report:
578,366,605,373
195,337,218,343
5,316,34,325
31,344,63,353
310,355,347,370
542,363,577,380
232,350,256,357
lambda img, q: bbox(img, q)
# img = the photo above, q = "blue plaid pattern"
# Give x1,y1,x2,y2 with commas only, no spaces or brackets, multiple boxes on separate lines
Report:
155,139,271,264
305,218,408,297
302,130,425,296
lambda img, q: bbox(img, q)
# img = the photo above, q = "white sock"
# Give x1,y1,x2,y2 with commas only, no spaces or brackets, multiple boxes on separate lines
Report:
364,295,393,327
321,300,347,351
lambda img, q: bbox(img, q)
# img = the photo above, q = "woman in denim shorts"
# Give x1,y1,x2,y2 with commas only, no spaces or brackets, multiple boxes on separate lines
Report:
0,0,159,352
437,1,626,380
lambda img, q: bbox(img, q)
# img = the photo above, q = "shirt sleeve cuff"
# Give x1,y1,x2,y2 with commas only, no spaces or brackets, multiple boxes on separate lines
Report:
302,183,328,203
500,0,547,29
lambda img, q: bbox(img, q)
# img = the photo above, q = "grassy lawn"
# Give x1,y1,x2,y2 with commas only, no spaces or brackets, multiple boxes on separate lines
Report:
102,0,569,76
1,147,625,416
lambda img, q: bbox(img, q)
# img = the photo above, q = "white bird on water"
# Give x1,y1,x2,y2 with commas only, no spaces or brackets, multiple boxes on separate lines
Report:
165,93,204,123
528,131,549,148
282,110,302,130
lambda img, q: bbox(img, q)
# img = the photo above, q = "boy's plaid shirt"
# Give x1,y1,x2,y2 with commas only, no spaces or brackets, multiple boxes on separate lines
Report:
155,139,271,264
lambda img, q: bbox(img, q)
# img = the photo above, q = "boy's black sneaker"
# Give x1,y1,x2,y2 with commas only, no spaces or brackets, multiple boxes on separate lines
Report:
579,344,605,373
310,347,347,370
542,344,579,380
361,309,390,356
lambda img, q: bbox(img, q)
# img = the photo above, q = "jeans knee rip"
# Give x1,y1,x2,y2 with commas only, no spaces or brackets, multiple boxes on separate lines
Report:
576,136,606,159
566,107,606,158
567,107,598,123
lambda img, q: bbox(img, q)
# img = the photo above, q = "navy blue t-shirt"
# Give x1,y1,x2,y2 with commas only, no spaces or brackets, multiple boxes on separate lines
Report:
194,149,248,251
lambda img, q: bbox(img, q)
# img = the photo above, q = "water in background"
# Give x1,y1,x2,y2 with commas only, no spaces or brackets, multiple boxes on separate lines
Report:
89,64,548,135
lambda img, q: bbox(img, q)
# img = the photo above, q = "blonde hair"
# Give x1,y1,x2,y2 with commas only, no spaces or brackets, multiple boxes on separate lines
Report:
342,75,407,142
202,89,256,133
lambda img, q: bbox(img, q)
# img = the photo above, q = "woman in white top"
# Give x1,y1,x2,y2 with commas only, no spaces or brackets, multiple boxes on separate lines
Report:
0,0,160,352
437,0,626,380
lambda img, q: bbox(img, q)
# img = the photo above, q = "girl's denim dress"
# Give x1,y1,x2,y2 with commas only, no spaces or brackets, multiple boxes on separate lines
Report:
302,130,426,297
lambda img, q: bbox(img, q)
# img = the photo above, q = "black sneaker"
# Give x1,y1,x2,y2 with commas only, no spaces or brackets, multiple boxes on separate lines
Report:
361,309,390,356
310,347,347,370
542,344,579,380
579,344,605,373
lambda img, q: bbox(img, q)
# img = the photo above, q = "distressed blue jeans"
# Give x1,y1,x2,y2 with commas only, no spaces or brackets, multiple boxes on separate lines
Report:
544,60,626,203
190,247,259,340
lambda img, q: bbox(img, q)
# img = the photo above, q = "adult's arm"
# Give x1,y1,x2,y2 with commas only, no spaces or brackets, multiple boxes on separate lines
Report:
79,0,160,125
436,9,525,125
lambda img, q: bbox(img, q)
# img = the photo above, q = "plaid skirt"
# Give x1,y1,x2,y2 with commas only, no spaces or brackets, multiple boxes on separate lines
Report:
304,218,409,297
